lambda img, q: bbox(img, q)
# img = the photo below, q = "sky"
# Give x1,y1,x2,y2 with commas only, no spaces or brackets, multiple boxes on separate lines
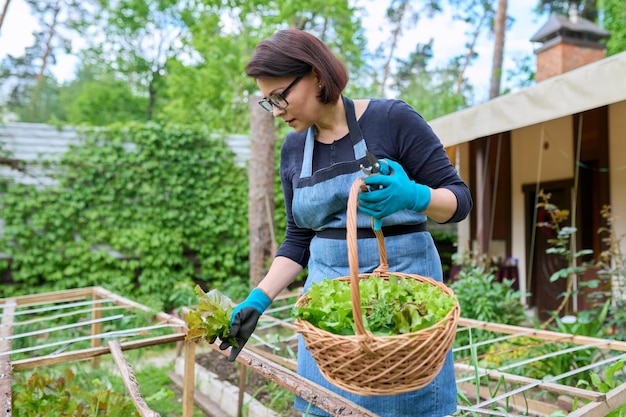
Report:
359,0,545,101
0,0,545,103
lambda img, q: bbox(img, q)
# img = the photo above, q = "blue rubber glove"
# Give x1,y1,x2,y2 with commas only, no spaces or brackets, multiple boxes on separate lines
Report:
219,288,271,361
358,159,431,230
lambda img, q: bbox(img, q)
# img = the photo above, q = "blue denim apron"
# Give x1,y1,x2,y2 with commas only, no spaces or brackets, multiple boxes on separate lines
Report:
292,97,457,417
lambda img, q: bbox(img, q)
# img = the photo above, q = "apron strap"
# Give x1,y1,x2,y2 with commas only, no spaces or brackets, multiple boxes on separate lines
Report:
342,96,364,146
299,96,367,179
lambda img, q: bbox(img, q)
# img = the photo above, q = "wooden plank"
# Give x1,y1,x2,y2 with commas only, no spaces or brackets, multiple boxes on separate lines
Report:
567,381,626,417
91,288,103,368
458,318,626,352
213,343,380,416
248,345,297,371
237,364,245,417
0,287,94,306
12,333,185,371
108,340,160,417
182,340,196,417
1,300,15,417
454,363,604,401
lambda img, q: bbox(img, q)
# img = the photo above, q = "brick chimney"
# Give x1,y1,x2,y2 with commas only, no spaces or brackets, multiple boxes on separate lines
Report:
530,5,610,82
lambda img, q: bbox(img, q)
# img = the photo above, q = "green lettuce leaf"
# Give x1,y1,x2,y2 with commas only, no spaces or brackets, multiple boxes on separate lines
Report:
292,276,456,336
184,285,238,347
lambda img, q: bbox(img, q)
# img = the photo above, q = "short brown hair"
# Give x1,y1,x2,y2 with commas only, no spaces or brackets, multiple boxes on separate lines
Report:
245,29,348,104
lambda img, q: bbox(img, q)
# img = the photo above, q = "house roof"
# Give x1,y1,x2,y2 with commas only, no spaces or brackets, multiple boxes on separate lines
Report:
428,50,626,148
530,13,610,43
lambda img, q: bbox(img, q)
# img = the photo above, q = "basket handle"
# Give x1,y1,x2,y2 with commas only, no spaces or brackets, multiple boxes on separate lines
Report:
347,178,389,337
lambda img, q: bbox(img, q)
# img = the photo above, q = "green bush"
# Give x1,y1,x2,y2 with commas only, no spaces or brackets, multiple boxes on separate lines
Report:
451,266,528,357
0,122,250,309
450,267,527,325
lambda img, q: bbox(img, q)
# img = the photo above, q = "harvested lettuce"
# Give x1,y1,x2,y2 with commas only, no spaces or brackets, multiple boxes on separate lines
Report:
293,276,456,336
184,285,237,346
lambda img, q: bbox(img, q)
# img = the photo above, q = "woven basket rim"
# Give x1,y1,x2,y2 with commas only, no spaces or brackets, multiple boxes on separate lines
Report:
294,274,460,341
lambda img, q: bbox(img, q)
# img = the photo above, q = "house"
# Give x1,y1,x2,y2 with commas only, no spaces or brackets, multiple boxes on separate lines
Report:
430,12,626,318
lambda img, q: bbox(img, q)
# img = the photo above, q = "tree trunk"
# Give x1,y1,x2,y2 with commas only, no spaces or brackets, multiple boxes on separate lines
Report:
248,94,276,287
381,0,409,95
29,2,60,120
37,3,60,85
489,0,508,99
456,11,488,94
0,0,12,35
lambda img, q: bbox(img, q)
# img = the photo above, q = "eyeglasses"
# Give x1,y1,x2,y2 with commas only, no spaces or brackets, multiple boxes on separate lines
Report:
258,76,303,112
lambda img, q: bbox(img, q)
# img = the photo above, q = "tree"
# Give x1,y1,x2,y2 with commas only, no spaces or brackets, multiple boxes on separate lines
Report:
377,0,442,95
536,0,598,21
0,0,12,35
503,55,535,92
489,0,507,99
25,0,97,105
601,0,626,56
248,94,276,286
160,0,369,133
392,41,471,120
82,0,188,121
159,29,254,132
0,48,63,122
59,71,149,125
3,0,371,129
0,0,99,122
447,0,496,96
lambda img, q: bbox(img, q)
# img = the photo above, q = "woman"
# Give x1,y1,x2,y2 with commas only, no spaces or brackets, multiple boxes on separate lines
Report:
220,29,472,417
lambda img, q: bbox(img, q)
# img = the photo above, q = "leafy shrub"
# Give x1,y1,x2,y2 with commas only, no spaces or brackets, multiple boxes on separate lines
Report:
450,267,527,325
576,360,626,416
450,267,528,357
0,122,250,309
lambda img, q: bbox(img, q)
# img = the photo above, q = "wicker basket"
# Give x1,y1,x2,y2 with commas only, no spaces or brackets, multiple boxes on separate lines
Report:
294,178,460,396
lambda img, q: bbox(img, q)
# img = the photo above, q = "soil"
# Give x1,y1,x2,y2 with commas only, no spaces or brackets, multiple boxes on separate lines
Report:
196,348,301,417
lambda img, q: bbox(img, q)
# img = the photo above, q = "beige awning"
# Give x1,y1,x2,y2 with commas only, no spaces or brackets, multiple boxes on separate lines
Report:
429,51,626,147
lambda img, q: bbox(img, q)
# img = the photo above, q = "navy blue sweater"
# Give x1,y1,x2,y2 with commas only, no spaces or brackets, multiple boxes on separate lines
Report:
276,98,472,268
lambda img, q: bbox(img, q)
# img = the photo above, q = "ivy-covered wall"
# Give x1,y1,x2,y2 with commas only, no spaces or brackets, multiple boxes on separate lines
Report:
0,122,250,310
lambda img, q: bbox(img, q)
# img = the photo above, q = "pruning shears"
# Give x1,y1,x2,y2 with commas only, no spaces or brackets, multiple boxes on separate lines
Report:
360,150,381,176
359,150,385,193
358,151,385,230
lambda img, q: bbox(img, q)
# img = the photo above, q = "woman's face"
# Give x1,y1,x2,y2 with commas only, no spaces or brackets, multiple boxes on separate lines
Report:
256,74,322,133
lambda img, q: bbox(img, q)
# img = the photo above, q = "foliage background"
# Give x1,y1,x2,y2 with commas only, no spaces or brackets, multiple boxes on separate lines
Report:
0,123,249,310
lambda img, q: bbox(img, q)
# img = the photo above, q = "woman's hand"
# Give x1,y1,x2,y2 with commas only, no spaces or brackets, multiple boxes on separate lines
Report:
357,159,431,228
219,288,271,361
